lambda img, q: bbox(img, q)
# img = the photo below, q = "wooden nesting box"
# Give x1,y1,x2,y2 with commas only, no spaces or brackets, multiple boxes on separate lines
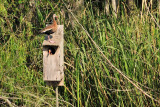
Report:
43,25,64,86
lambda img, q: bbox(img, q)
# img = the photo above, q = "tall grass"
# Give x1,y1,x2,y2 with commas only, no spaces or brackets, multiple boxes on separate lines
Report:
0,0,160,106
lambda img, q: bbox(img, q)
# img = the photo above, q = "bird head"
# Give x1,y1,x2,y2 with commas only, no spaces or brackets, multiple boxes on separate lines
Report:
53,14,58,20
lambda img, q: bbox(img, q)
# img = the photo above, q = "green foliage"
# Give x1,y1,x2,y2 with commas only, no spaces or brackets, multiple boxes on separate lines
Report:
0,0,160,106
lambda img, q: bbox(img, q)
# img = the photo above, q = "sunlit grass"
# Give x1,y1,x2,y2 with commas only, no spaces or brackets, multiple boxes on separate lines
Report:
0,0,160,106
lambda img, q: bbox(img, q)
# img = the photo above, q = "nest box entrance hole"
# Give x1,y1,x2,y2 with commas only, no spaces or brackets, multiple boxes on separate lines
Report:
47,46,58,55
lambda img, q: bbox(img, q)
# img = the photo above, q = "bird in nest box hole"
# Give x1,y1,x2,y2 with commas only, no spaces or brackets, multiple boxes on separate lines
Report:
40,14,58,43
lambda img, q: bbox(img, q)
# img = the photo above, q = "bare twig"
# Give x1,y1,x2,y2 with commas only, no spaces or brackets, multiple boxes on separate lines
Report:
0,96,15,107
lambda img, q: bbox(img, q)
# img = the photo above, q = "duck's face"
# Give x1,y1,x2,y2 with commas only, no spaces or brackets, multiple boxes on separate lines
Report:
53,14,58,19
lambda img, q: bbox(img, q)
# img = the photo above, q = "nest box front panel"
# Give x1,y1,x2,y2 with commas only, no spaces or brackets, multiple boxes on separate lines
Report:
43,46,61,81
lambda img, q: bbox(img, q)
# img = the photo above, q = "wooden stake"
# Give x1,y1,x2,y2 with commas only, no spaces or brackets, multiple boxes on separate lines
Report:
56,87,59,107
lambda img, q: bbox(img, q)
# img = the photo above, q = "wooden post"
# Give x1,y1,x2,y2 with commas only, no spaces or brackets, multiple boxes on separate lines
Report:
56,87,58,107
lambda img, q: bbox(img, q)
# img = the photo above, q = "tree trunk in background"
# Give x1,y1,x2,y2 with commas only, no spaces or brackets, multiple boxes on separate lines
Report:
127,0,134,7
105,0,110,16
70,0,84,27
127,0,136,15
112,0,117,17
62,0,84,28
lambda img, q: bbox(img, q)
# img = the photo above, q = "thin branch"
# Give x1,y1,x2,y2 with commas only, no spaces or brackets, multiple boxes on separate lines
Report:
0,96,15,107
